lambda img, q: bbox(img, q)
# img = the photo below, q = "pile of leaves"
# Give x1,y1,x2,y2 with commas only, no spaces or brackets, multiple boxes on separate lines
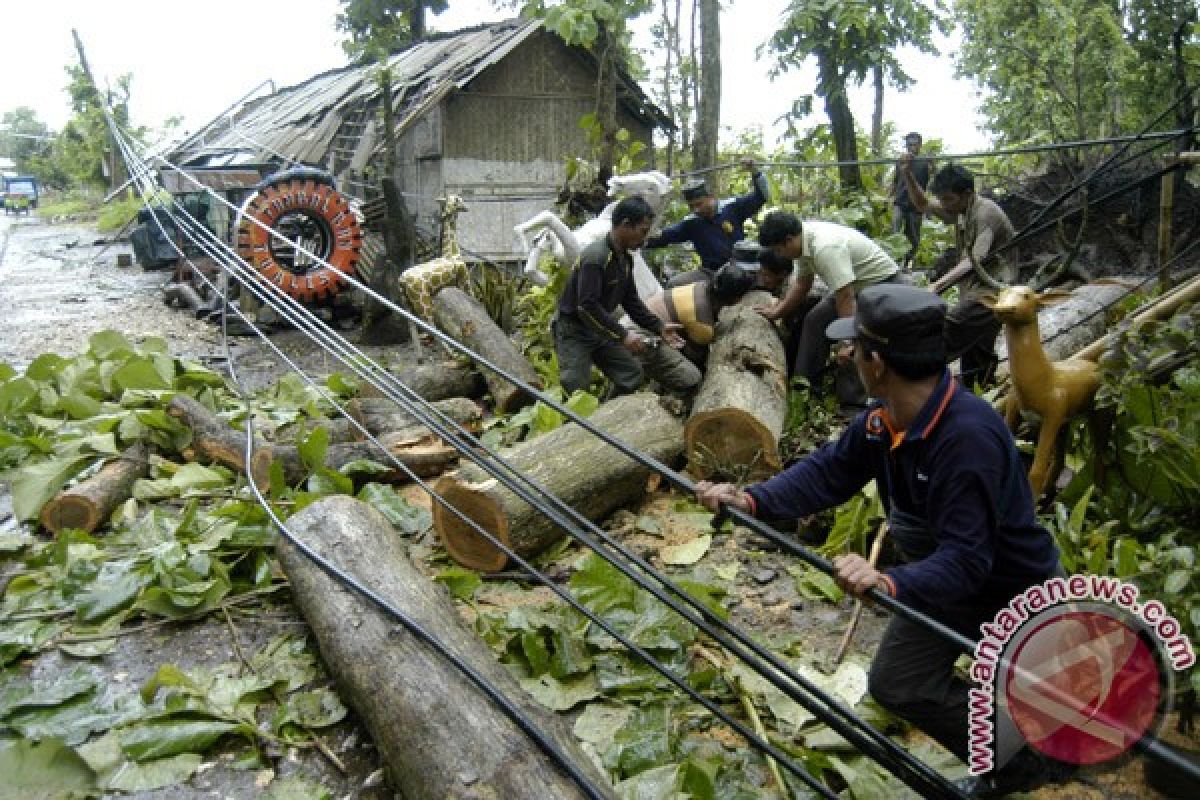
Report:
0,331,433,797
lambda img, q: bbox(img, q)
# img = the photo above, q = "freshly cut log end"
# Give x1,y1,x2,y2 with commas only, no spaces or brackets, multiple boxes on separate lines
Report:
432,477,512,572
685,408,781,481
39,442,150,535
434,393,684,572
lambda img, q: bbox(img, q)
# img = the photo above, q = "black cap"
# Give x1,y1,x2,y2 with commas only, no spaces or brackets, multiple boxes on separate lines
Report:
682,180,710,202
826,284,946,354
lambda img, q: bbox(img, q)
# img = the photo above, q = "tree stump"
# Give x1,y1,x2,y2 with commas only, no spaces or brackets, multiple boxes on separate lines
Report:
39,442,149,534
278,496,611,799
685,290,787,481
434,392,684,571
432,287,542,413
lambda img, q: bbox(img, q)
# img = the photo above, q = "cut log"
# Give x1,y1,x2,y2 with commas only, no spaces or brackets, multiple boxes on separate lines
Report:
357,360,486,402
167,394,272,490
350,396,483,439
685,290,787,481
272,397,482,445
271,433,458,484
279,496,611,799
434,392,683,571
432,287,542,413
39,442,149,534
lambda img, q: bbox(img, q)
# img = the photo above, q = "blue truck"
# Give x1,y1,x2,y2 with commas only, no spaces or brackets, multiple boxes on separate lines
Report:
2,175,39,215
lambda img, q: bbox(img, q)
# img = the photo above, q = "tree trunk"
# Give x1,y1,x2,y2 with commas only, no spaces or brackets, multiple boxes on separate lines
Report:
692,0,721,170
432,287,541,414
596,23,619,185
818,54,862,190
870,63,884,157
278,496,611,799
167,394,273,490
358,360,487,402
685,290,787,481
348,396,483,439
361,66,413,346
271,433,457,485
273,397,481,445
40,442,149,535
434,393,684,572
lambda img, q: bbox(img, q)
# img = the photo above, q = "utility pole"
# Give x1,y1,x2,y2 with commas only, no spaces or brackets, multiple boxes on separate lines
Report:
71,28,127,192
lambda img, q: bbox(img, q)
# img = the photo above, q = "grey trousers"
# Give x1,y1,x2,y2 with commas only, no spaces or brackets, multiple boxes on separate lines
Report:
892,205,924,265
637,335,702,394
553,313,643,396
946,294,1002,388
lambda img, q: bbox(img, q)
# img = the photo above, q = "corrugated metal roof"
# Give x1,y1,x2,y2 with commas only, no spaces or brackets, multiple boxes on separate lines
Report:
171,19,666,171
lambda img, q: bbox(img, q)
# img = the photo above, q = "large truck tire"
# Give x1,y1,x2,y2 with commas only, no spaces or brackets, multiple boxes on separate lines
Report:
235,168,363,304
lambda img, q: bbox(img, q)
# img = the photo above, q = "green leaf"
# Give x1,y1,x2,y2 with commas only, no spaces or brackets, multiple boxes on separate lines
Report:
0,737,96,797
297,426,330,473
275,688,347,731
0,667,96,716
357,483,432,534
434,567,482,601
565,389,599,417
661,534,711,566
610,704,672,778
613,763,679,799
112,357,173,392
74,566,148,623
119,717,242,761
1113,538,1140,578
519,672,600,712
88,330,136,360
792,565,845,603
570,552,637,614
1164,570,1191,595
264,776,334,800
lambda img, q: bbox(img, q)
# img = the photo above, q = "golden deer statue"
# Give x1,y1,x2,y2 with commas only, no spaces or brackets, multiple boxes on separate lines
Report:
981,286,1101,497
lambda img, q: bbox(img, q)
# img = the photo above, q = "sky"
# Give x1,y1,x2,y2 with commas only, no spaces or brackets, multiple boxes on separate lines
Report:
2,0,992,158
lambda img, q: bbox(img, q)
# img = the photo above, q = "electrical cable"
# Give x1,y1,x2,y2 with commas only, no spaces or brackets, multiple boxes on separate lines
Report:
112,135,852,799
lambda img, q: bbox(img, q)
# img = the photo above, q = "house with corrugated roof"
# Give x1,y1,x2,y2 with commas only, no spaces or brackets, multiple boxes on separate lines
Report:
169,18,669,262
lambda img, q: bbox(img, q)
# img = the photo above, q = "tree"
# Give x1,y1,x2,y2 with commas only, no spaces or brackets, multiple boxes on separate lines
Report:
1123,0,1199,148
954,0,1137,146
338,0,449,343
691,0,721,170
0,108,52,174
767,0,946,190
649,0,694,174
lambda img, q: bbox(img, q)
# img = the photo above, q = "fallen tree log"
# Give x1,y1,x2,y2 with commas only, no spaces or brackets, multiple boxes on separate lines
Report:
279,496,611,799
357,360,487,402
995,279,1137,372
432,287,541,413
685,290,787,481
39,442,149,534
271,433,458,484
273,397,482,444
167,394,272,489
349,396,482,438
434,392,683,571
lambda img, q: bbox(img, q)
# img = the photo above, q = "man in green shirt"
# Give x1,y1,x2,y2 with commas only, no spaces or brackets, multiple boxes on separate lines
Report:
757,211,903,403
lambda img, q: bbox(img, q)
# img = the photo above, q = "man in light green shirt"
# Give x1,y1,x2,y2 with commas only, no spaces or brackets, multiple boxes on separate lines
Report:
757,211,902,403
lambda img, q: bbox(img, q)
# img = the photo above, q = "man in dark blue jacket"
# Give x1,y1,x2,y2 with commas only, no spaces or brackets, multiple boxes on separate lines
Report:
696,284,1066,797
644,158,768,285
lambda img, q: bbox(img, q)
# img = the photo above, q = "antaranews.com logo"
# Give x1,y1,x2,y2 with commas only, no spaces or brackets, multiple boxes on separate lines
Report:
968,574,1195,775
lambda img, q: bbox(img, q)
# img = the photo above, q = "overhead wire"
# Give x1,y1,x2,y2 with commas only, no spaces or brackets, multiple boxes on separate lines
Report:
116,110,1200,788
113,157,855,800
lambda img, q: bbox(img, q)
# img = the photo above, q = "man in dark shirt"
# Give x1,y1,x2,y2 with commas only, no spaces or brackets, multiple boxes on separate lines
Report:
644,158,769,285
890,132,932,268
695,284,1066,797
556,196,684,396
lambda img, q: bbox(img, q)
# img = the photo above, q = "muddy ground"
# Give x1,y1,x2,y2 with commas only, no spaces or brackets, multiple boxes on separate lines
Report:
1,212,1194,799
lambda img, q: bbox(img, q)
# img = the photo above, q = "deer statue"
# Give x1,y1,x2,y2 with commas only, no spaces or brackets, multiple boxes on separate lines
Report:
514,170,672,303
981,286,1101,497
